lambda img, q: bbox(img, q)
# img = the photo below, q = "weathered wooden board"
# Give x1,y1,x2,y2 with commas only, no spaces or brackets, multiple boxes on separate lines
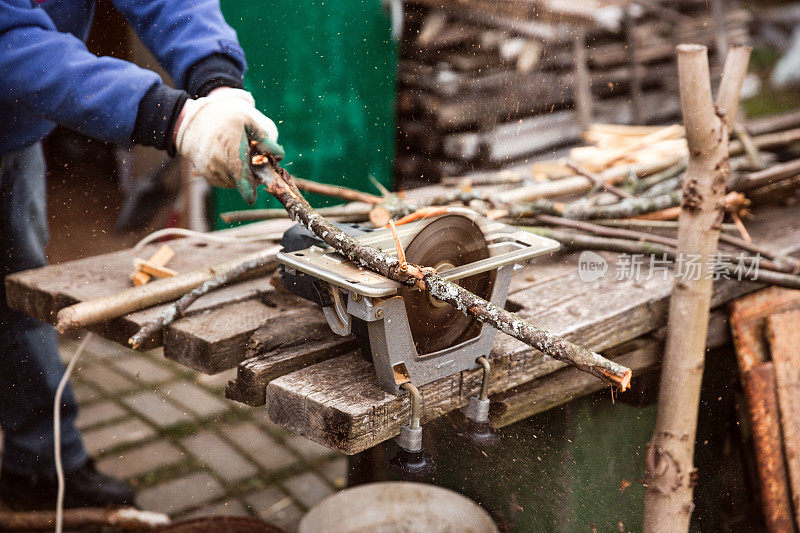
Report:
163,288,310,375
742,362,796,533
729,286,800,377
5,219,291,350
766,311,800,525
264,204,800,454
226,310,357,405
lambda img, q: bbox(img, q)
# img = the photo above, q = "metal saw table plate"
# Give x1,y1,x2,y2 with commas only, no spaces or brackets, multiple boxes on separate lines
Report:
276,209,560,298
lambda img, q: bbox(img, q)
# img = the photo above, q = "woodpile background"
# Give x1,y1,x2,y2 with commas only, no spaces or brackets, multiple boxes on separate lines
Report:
395,0,751,188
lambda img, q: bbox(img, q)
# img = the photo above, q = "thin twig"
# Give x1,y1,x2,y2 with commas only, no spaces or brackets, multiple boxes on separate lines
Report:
567,161,633,199
128,250,278,348
292,177,383,205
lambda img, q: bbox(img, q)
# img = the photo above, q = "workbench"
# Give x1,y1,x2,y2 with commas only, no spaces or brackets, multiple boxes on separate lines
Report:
7,188,800,456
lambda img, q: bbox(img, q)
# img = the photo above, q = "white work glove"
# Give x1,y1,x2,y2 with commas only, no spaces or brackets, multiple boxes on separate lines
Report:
174,88,283,205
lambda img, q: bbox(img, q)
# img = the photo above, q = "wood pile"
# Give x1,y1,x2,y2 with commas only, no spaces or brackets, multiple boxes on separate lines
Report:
395,0,750,187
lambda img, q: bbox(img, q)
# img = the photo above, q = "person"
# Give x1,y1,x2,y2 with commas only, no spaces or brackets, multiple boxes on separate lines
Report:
0,0,282,509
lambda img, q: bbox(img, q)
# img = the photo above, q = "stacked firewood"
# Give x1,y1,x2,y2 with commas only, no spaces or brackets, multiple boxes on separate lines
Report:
395,0,750,187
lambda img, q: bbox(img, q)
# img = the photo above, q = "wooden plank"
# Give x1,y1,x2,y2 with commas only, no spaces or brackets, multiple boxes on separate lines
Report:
265,204,800,454
5,219,291,349
729,287,800,378
742,362,796,533
221,297,353,401
766,311,800,525
164,298,286,375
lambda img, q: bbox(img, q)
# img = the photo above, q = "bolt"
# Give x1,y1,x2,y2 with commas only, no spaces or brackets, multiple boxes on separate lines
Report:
375,308,384,319
351,293,362,302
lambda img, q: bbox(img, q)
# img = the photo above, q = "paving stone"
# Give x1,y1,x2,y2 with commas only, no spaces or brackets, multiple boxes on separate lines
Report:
123,391,192,428
220,422,297,473
136,472,225,515
245,487,300,528
84,336,138,360
158,382,231,419
96,440,184,480
284,435,335,462
182,498,248,520
181,431,257,482
76,364,136,394
266,501,303,532
282,472,333,509
76,400,127,430
72,382,100,403
319,457,348,489
56,336,83,362
82,419,156,455
112,356,175,384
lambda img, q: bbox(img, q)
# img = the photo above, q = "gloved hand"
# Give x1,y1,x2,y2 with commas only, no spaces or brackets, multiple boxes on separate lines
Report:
174,88,284,204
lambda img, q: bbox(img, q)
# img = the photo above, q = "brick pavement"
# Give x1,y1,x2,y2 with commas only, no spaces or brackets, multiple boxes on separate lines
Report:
0,335,347,532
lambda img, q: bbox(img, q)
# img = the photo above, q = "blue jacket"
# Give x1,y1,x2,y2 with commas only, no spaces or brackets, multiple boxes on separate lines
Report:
0,0,247,155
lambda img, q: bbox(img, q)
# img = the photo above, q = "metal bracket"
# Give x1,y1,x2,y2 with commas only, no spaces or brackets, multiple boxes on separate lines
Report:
321,284,351,336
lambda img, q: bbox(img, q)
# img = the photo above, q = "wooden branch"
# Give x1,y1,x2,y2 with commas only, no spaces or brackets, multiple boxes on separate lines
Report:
716,45,752,131
508,191,681,220
220,203,374,223
535,214,678,248
128,250,277,348
733,121,765,170
249,154,632,389
643,44,751,532
566,161,633,199
496,157,683,204
292,177,383,205
490,127,800,205
0,507,169,531
595,219,739,232
55,248,277,333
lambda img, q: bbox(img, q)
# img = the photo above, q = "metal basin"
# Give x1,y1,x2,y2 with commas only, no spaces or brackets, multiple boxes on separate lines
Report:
298,482,499,533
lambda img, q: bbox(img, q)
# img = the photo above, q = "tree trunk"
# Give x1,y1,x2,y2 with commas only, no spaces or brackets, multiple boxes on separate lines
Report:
642,44,751,532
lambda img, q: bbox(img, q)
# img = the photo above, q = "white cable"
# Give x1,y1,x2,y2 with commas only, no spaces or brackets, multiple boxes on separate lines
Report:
54,332,93,533
132,227,281,252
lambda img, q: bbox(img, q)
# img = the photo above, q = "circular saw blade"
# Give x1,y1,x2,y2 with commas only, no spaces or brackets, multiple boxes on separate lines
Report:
400,214,494,355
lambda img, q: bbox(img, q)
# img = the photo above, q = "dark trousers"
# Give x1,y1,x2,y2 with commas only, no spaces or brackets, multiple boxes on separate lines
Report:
0,143,88,475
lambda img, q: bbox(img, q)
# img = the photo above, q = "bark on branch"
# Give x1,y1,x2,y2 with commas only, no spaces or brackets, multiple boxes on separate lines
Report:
642,44,751,533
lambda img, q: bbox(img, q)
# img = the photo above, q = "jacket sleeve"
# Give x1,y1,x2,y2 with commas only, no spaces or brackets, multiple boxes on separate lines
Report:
109,0,247,96
0,0,185,147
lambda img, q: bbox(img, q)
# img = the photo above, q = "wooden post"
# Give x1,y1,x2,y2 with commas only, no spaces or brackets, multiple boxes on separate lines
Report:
642,44,751,532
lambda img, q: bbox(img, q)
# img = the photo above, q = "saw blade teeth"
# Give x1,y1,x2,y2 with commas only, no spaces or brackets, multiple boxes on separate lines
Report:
399,214,495,355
